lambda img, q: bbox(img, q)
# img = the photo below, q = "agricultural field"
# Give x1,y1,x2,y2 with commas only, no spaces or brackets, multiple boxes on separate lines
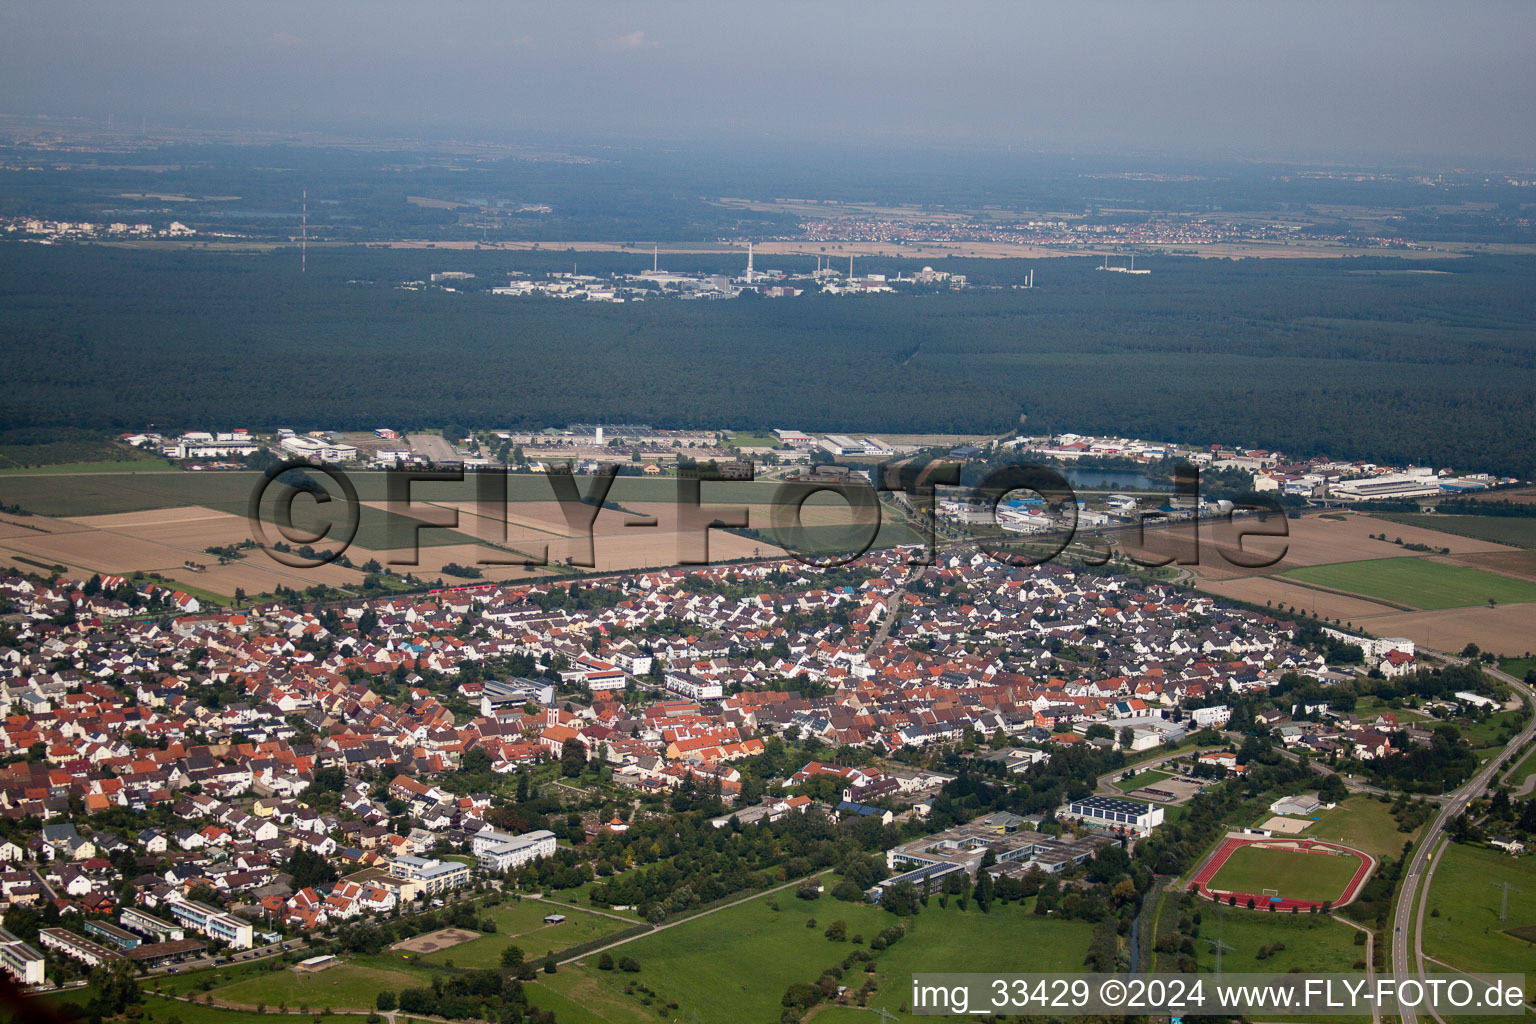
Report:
1377,513,1536,551
558,883,1094,1024
1278,556,1536,610
0,468,916,598
0,458,178,475
1190,512,1509,583
0,433,174,471
1207,844,1364,903
419,899,633,967
1422,842,1536,974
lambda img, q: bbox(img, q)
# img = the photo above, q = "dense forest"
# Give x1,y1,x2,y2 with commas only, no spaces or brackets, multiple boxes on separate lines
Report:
3,245,1535,477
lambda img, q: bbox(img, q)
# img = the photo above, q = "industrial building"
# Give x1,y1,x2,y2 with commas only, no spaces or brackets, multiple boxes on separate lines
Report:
279,435,360,464
1330,472,1442,501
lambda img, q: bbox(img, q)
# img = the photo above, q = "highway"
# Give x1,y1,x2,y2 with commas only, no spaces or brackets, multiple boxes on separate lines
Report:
1390,657,1535,1024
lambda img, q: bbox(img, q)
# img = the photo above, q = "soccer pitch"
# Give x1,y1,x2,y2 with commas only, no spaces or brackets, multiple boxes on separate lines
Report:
1277,556,1536,610
1208,845,1363,904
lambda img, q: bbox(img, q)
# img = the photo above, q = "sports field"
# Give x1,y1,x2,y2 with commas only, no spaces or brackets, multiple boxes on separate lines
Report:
1277,556,1536,610
1207,844,1364,904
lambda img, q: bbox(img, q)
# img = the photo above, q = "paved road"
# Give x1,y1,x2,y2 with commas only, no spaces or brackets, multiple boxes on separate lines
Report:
407,432,458,463
1390,657,1536,1024
1333,914,1382,1024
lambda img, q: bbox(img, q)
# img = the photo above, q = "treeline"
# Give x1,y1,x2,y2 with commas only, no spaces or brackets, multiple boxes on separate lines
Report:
1436,498,1536,518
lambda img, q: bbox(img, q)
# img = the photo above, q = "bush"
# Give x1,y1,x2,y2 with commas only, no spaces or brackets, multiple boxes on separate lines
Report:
598,952,614,970
619,956,641,972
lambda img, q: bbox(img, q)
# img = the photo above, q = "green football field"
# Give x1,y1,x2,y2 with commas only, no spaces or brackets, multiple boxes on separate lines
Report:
1277,556,1536,610
1208,845,1363,903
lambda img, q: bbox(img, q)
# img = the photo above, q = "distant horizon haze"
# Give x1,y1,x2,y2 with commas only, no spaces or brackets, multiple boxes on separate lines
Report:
1,0,1534,165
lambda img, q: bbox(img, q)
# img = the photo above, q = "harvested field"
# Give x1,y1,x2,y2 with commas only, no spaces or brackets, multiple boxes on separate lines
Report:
1440,549,1536,583
1194,575,1400,622
0,515,85,539
62,506,254,549
159,558,365,594
1188,513,1511,582
0,502,366,595
0,529,197,575
1355,604,1536,657
392,926,480,954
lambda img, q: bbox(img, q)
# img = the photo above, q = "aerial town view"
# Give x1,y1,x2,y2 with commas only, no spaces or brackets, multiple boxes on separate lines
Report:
1,4,1535,1024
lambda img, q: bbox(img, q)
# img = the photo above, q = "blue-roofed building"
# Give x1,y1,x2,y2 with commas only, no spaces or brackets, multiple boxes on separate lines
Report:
835,801,893,825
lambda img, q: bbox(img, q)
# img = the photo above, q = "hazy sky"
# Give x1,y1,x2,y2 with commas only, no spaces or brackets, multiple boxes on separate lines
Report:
3,0,1534,163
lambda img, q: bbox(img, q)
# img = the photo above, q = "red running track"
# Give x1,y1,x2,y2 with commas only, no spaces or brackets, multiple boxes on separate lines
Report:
1188,836,1376,912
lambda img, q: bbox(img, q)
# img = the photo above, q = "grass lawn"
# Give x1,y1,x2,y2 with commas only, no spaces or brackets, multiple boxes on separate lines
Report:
1462,709,1530,760
1208,845,1363,903
558,884,1092,1024
1278,556,1536,610
213,962,424,1011
1502,741,1536,789
1500,656,1536,679
550,865,661,922
420,899,632,967
140,995,292,1024
1352,693,1433,722
1114,768,1172,792
1422,842,1536,974
725,431,781,448
1303,795,1420,861
1194,903,1365,974
845,899,1095,1019
533,972,660,1024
